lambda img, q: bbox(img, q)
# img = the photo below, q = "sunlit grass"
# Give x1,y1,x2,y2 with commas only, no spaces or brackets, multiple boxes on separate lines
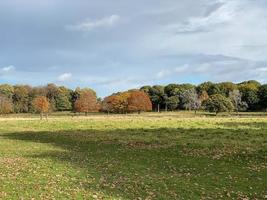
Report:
0,113,266,199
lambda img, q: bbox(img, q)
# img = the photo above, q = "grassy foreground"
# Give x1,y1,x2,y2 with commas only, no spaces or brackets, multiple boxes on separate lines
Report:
0,114,266,199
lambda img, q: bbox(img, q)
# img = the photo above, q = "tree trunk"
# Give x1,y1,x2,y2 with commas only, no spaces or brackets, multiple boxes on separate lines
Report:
40,112,43,120
157,104,160,113
165,104,168,112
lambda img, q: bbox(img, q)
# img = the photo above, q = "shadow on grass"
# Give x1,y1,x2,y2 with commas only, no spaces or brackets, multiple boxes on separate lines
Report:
2,125,267,199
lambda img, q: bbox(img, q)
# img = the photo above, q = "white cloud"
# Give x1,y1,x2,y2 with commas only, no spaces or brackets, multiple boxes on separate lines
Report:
1,0,267,93
168,0,237,33
140,0,267,62
2,65,15,72
154,56,267,83
68,15,120,31
57,73,72,81
156,69,171,78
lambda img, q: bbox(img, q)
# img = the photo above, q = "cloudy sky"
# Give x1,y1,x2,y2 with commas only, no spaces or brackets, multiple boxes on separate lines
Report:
1,0,267,97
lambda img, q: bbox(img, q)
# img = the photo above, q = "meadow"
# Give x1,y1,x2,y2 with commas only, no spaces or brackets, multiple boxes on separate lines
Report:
0,113,266,199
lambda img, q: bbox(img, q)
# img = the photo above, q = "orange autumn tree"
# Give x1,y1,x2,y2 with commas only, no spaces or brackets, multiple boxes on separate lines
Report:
74,90,99,115
127,91,152,113
33,96,50,119
101,95,120,114
101,92,130,114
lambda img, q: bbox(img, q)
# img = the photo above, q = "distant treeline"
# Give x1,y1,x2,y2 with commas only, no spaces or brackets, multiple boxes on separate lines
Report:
0,80,266,115
0,84,151,115
141,80,267,112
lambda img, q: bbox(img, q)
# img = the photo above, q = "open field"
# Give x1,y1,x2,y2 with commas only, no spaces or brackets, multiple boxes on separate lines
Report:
1,111,267,119
0,113,266,199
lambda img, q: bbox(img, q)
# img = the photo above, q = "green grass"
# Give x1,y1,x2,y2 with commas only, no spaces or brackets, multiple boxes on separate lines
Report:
0,114,266,199
2,110,267,118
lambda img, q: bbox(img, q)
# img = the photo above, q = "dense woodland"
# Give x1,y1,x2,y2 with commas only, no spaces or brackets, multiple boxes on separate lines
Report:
0,80,266,115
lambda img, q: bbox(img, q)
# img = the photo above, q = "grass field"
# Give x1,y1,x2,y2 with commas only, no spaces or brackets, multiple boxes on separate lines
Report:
0,113,266,199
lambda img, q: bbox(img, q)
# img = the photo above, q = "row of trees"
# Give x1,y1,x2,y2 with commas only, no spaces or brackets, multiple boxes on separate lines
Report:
0,83,152,115
0,84,97,114
0,80,266,115
32,90,152,117
141,80,267,113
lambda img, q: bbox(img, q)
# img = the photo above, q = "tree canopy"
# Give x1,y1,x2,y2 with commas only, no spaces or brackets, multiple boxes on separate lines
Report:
33,96,50,119
74,90,99,114
0,80,266,115
203,94,234,114
127,91,152,113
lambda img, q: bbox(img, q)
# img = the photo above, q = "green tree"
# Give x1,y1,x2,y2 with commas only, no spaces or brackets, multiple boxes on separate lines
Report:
140,85,152,94
0,84,14,99
165,96,180,111
259,84,267,110
204,94,234,115
240,80,261,88
55,87,72,111
238,81,260,110
217,82,237,96
13,85,30,113
167,84,195,97
45,83,59,111
141,85,166,112
197,82,221,96
164,84,179,97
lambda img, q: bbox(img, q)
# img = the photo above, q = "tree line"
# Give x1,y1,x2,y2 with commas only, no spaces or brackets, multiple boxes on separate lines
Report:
141,80,267,114
0,83,152,116
0,80,266,116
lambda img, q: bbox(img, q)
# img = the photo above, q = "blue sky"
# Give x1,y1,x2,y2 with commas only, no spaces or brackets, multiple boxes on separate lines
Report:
1,0,267,97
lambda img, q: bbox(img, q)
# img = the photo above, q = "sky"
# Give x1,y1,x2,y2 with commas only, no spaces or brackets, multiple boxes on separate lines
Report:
0,0,267,97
